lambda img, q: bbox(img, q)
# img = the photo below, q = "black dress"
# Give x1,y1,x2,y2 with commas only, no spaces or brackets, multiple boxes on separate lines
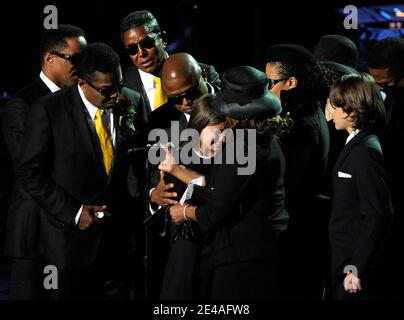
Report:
160,149,213,300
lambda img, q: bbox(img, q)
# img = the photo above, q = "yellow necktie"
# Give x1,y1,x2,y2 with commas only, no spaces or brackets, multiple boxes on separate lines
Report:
153,76,167,110
94,109,114,175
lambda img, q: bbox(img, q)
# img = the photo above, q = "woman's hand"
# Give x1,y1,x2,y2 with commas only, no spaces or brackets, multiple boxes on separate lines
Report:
158,144,178,174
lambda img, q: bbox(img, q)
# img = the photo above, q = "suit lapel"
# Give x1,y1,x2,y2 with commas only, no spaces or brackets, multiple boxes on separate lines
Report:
126,67,152,113
332,131,367,177
179,112,189,133
36,77,52,96
68,86,107,179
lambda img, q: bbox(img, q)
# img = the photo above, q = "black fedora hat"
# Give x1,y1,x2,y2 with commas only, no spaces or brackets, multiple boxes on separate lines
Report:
265,43,316,64
212,66,282,119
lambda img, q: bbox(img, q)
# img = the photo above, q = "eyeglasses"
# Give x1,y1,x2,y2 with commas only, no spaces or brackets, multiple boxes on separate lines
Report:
125,35,158,56
86,79,126,97
268,78,288,89
50,51,75,62
167,79,202,106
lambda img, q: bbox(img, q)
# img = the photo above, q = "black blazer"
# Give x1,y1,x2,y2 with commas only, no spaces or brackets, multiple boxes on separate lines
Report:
329,131,393,282
124,62,221,115
2,77,51,258
15,85,141,268
383,87,404,208
281,101,330,207
148,106,189,133
2,77,51,170
196,132,289,267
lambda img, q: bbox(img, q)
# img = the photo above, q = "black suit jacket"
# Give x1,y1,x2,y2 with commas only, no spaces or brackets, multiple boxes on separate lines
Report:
2,77,51,258
329,131,393,283
148,105,190,133
16,85,140,268
2,77,51,170
281,101,330,209
383,87,404,210
195,132,289,268
124,62,221,115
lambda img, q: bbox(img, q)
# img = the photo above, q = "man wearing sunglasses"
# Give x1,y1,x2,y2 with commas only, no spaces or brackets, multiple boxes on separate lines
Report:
1,24,87,300
148,53,214,131
120,10,220,115
16,43,143,299
144,53,217,298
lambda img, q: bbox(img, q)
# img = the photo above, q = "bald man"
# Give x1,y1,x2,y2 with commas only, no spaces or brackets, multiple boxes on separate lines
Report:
148,53,220,131
145,53,219,299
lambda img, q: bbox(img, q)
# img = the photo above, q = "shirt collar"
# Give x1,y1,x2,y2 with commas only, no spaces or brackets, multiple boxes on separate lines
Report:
346,129,361,145
77,85,99,120
138,69,155,89
40,71,60,93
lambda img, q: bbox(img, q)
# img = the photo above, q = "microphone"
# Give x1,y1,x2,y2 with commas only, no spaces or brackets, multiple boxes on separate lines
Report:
126,142,176,156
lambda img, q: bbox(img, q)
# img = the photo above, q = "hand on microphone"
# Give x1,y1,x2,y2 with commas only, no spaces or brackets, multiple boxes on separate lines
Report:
158,144,178,174
79,205,107,230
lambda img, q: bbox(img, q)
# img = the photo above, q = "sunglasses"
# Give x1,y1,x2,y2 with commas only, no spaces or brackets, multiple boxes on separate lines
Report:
86,79,126,97
125,35,158,56
167,81,202,106
50,51,75,62
268,78,288,88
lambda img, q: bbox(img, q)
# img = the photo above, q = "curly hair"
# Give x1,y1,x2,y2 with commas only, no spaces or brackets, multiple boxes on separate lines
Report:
241,114,293,137
271,61,335,102
367,37,404,81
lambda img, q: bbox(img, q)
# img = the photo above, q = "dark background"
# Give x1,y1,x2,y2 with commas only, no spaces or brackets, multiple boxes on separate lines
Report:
1,0,397,95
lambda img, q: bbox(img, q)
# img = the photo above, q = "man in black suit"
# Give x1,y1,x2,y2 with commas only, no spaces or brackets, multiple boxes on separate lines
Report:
367,36,404,299
119,10,220,115
150,53,218,210
139,53,218,298
1,25,87,300
16,43,142,299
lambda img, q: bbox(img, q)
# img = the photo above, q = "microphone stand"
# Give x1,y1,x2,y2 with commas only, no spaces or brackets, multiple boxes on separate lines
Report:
127,144,173,300
126,146,152,300
144,156,150,300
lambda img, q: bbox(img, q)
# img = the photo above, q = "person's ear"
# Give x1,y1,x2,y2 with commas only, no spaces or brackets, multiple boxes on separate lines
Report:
78,78,86,90
288,77,298,89
44,52,54,65
349,110,357,123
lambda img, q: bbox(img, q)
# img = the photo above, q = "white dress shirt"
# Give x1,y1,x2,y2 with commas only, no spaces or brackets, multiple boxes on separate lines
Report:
39,71,60,93
139,69,158,111
346,129,361,145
